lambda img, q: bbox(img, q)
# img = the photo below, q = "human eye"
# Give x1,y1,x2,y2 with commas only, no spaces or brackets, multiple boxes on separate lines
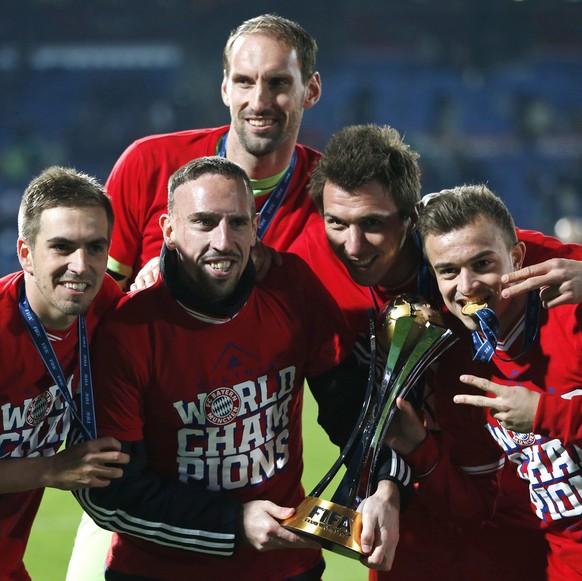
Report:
435,267,458,280
324,216,346,230
88,242,108,255
269,76,290,89
230,216,249,229
233,75,253,87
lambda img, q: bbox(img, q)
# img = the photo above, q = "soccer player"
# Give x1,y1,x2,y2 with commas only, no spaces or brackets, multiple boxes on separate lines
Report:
74,156,409,580
105,13,322,290
416,184,582,580
0,166,129,581
292,124,582,580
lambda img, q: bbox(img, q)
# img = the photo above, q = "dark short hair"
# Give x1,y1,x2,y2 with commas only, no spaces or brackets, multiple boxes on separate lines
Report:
223,13,318,84
309,124,421,219
18,165,113,248
168,156,254,214
417,184,518,249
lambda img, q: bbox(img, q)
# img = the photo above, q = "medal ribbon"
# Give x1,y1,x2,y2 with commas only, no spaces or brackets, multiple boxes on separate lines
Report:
218,132,297,240
18,283,96,440
471,290,540,363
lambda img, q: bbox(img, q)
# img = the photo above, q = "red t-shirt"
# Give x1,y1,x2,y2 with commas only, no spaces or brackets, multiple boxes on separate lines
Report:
88,254,352,580
0,272,121,581
106,126,321,285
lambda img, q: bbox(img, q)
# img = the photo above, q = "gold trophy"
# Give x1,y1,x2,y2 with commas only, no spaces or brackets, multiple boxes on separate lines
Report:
282,294,456,558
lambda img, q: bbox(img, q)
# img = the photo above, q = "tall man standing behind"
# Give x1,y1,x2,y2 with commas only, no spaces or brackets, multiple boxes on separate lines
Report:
105,13,322,289
0,166,129,580
75,157,404,580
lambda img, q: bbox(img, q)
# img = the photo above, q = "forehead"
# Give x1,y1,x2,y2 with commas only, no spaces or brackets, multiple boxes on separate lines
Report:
37,205,109,238
322,180,400,219
424,216,507,261
228,33,301,76
173,174,252,215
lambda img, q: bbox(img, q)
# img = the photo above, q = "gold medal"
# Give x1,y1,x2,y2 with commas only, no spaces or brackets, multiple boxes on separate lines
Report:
461,301,487,316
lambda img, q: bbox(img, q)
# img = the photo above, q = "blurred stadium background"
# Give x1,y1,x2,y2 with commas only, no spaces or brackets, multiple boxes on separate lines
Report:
4,0,582,578
2,0,582,278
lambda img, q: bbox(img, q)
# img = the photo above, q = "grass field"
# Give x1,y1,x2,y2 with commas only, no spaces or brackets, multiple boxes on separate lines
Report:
25,387,367,580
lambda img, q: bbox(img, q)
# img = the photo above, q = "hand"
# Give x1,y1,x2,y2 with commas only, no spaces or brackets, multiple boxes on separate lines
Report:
385,397,427,456
251,242,282,281
501,258,582,308
130,257,160,291
454,374,541,433
358,480,400,571
241,500,320,551
45,437,130,490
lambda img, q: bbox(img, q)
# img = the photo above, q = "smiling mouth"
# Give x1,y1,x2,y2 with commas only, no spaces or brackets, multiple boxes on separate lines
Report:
348,256,374,268
248,118,275,128
61,282,89,292
207,260,234,273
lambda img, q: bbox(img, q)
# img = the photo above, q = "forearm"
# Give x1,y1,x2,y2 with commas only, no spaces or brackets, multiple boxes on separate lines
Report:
0,455,57,493
403,430,502,526
74,440,243,556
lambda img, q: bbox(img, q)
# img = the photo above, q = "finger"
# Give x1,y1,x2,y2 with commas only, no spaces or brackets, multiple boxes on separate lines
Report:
266,503,295,521
459,374,501,395
502,264,547,285
453,393,499,410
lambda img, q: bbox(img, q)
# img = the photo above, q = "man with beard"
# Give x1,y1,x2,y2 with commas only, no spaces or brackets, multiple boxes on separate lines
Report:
74,156,406,580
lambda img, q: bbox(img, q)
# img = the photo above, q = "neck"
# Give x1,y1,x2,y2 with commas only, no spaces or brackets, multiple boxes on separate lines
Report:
498,293,528,339
23,275,76,331
225,129,296,179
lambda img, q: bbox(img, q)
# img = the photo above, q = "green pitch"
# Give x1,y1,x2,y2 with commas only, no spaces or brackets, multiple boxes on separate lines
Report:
24,387,367,580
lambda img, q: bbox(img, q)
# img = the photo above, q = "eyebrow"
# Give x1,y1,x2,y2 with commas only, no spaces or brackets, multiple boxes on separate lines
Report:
432,249,494,270
46,236,110,246
323,210,397,222
187,211,250,222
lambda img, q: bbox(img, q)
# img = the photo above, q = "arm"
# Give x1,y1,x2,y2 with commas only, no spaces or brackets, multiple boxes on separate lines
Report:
0,437,129,494
388,392,503,527
75,439,318,555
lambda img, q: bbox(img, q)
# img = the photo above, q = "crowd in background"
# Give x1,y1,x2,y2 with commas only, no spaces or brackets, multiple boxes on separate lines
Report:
1,0,582,274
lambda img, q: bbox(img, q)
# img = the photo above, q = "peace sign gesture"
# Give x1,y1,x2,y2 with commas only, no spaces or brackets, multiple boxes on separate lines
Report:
453,374,541,434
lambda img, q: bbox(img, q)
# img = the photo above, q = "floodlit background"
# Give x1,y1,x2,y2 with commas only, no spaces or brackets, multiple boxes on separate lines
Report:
4,0,582,578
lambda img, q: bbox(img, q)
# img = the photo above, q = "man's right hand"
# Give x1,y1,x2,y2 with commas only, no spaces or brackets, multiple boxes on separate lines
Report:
241,500,320,551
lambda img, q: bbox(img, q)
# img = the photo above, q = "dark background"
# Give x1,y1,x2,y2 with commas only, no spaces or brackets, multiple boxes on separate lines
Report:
2,0,582,275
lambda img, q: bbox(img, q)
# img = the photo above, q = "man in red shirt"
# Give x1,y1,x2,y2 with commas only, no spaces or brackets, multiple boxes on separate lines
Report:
414,184,582,580
293,124,582,580
105,13,323,290
0,166,129,580
75,156,407,581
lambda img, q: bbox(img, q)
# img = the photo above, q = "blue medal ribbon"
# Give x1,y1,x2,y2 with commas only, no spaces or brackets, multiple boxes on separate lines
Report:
217,132,297,240
18,283,96,440
471,290,540,363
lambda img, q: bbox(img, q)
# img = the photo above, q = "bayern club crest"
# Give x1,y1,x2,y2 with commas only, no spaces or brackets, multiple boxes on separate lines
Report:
26,391,54,426
205,387,240,426
508,430,536,447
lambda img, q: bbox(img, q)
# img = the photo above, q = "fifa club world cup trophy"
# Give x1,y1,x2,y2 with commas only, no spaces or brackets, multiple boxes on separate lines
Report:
282,294,457,558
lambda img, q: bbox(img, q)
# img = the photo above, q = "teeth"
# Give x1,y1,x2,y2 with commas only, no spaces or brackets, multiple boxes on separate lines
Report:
249,119,273,127
350,257,373,267
209,261,232,272
63,282,88,291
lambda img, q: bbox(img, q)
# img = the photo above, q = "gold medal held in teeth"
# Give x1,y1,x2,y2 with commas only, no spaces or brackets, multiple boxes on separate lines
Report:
461,301,488,316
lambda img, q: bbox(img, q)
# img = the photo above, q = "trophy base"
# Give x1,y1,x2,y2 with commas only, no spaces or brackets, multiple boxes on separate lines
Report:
281,497,363,560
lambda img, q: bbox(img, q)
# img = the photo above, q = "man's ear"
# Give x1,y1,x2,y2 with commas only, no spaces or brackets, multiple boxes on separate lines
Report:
17,238,34,275
159,214,176,250
406,206,419,236
512,241,526,270
221,72,230,107
303,72,322,110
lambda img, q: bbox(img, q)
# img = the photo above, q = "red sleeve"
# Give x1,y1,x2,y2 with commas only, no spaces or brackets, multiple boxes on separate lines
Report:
534,392,582,445
402,343,505,527
518,228,582,262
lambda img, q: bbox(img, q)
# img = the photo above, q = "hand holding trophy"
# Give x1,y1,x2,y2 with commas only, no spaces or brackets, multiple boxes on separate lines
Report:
282,294,456,559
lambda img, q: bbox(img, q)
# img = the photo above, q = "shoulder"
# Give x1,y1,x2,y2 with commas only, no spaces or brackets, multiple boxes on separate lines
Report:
294,142,322,169
0,271,23,298
117,126,228,160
